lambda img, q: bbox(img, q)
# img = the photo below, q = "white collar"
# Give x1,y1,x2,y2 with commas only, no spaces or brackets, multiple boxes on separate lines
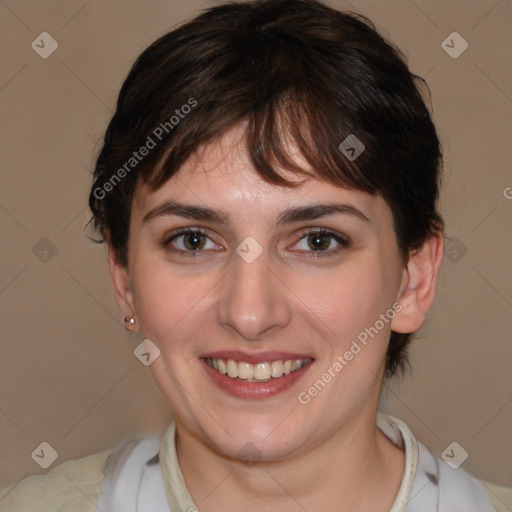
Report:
158,413,420,511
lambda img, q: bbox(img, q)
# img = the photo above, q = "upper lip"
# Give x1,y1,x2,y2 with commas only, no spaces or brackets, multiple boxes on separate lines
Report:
199,351,315,364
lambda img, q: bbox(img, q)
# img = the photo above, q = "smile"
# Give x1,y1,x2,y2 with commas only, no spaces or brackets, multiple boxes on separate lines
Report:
205,357,312,382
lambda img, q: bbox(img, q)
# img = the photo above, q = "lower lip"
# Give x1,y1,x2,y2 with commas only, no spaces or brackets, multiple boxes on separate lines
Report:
200,359,314,399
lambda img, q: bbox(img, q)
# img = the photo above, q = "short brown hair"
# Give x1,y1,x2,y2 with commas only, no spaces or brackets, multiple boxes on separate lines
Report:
88,0,444,379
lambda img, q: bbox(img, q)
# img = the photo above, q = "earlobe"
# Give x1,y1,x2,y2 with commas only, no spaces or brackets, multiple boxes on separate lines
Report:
107,244,137,331
391,231,444,334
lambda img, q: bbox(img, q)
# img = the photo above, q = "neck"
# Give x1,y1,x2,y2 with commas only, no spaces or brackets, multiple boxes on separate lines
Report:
175,407,405,512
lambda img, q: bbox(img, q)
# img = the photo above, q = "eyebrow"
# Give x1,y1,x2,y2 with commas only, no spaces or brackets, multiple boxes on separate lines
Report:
142,199,370,226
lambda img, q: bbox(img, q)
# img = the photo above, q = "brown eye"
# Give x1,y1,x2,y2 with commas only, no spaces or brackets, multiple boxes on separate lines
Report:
292,228,350,257
306,232,332,251
162,228,220,256
181,231,206,250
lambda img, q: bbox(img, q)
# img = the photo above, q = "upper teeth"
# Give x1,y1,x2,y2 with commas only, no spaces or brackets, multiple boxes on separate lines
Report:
205,358,311,381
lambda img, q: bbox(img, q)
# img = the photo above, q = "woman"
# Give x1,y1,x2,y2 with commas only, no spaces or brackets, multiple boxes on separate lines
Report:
0,0,500,510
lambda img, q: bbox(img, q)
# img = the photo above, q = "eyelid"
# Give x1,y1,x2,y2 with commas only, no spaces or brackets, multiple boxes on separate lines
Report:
161,226,350,257
161,227,222,251
296,227,350,243
290,227,351,257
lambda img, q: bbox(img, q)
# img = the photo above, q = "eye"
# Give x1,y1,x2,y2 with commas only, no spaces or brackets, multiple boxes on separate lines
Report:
291,228,350,257
161,228,222,256
161,227,350,259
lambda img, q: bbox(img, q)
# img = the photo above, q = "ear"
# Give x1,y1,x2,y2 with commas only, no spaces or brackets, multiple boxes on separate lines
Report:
391,231,444,334
107,242,137,332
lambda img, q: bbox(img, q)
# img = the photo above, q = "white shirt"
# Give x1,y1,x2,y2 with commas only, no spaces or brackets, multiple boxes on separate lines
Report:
96,413,498,511
0,413,503,511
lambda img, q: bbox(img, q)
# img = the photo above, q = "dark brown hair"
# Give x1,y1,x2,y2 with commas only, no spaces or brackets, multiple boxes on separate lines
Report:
88,0,444,379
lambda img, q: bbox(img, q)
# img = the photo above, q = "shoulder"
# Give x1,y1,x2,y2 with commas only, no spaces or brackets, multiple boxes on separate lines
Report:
0,448,112,512
417,440,498,512
377,414,501,512
438,462,495,509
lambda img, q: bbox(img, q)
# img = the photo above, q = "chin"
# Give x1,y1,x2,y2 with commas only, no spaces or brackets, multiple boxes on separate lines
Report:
198,413,308,462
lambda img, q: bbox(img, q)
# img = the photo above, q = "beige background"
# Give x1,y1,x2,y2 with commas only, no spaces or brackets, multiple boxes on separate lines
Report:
0,0,511,496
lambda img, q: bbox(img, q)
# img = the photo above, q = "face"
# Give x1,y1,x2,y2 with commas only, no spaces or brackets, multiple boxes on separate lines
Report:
114,122,413,461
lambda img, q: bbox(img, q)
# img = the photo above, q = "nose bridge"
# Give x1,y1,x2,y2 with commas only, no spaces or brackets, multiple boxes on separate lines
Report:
216,239,291,340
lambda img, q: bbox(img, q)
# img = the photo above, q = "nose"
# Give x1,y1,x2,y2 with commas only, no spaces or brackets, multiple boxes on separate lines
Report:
216,244,292,341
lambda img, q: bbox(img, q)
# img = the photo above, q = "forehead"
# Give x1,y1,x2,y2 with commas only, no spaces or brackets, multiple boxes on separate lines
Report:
133,122,391,226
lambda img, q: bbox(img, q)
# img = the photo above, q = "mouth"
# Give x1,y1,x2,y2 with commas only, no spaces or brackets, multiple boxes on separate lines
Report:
204,357,312,382
199,352,315,399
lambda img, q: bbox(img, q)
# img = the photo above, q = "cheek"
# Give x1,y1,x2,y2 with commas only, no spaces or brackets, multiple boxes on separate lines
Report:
306,266,399,386
130,258,219,348
300,261,392,337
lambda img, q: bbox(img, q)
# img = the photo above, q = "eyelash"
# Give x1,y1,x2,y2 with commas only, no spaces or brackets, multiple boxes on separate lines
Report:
161,227,350,259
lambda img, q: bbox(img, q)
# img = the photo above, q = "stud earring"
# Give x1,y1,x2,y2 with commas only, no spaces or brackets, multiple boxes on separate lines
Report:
124,317,136,326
